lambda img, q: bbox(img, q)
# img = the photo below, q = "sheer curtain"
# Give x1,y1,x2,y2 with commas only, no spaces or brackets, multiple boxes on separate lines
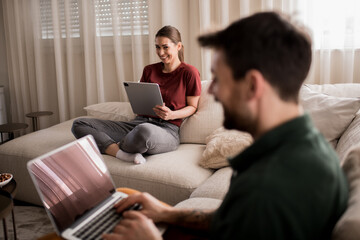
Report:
189,0,360,85
2,0,150,127
253,0,360,84
2,0,359,129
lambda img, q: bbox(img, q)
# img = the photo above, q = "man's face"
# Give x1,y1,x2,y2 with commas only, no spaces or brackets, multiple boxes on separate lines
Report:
208,49,255,133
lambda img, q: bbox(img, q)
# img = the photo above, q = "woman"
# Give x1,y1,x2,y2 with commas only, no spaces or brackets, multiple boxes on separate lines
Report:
72,25,201,164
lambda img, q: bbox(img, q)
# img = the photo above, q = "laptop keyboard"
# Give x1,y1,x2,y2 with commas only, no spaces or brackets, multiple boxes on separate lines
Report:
73,202,122,240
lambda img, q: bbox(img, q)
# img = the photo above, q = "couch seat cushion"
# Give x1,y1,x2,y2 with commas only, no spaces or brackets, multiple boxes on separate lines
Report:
0,119,77,205
0,118,212,206
101,144,213,206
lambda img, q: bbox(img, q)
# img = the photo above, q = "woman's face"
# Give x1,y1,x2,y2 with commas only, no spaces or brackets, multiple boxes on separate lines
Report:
155,36,181,65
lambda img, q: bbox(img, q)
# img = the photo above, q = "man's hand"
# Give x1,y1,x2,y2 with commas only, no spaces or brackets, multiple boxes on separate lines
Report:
113,192,172,223
102,210,162,240
153,103,173,120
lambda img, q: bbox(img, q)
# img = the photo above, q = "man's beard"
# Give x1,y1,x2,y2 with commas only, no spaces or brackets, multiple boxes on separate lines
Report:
223,107,255,135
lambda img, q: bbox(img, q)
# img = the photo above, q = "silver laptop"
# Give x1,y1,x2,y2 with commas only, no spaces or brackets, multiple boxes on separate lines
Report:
27,135,136,240
123,82,163,116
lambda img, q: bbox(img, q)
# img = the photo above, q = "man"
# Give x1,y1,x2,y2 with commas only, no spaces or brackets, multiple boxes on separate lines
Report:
103,12,348,240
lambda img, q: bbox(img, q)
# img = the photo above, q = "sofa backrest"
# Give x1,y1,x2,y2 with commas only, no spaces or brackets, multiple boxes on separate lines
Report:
302,84,360,162
180,80,223,144
84,81,360,157
307,83,360,99
180,81,360,156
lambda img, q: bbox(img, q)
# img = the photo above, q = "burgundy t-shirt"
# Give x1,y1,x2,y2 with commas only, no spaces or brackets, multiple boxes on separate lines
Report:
140,62,201,127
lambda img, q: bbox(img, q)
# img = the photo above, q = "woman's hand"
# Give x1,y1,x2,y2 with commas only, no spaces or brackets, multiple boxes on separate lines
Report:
153,96,200,120
102,211,162,240
153,103,173,120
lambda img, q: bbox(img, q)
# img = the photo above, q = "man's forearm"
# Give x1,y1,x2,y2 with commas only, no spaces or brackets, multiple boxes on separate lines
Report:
163,208,215,230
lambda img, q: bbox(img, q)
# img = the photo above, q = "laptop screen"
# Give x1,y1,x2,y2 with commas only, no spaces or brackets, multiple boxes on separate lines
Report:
28,136,115,232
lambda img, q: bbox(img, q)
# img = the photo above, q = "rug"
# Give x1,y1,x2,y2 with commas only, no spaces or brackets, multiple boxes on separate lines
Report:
0,205,54,240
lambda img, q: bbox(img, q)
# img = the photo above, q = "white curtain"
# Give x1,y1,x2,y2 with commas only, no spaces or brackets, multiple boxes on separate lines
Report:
2,0,359,130
2,0,150,128
187,0,360,85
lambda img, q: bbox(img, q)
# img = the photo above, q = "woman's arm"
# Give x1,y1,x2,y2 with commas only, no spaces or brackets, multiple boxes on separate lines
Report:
153,96,200,120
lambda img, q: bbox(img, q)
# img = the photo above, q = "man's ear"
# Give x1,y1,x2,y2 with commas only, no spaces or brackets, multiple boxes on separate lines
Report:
244,69,266,101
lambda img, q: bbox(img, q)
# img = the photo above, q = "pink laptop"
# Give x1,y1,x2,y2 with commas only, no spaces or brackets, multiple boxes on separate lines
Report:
27,135,136,240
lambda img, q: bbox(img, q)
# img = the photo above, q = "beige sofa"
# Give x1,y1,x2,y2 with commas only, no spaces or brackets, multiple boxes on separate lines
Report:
1,81,360,237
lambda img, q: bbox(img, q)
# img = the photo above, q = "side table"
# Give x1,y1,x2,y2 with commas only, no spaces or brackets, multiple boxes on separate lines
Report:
0,178,17,240
0,123,28,144
26,111,53,131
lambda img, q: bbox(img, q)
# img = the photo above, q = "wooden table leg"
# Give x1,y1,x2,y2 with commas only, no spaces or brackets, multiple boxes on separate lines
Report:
11,209,16,240
2,218,8,240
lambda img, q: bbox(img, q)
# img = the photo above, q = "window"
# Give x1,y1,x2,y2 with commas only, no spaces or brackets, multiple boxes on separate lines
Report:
40,0,149,39
300,0,360,49
95,0,149,36
40,0,80,39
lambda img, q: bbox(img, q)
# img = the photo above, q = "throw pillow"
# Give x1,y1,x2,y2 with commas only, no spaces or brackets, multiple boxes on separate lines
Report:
300,85,360,143
336,115,360,164
332,143,360,240
199,127,253,169
84,102,136,122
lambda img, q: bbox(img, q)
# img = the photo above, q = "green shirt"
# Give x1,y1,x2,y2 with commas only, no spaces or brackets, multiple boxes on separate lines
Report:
211,114,348,240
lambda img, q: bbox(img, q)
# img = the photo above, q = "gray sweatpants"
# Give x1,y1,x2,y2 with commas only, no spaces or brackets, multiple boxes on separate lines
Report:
71,116,180,154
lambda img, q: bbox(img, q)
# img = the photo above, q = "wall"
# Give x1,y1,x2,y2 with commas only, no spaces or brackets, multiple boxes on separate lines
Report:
0,1,10,122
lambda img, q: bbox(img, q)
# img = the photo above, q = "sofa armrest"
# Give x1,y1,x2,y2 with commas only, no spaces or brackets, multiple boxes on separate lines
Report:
175,197,222,210
190,167,232,200
332,143,360,240
336,114,360,164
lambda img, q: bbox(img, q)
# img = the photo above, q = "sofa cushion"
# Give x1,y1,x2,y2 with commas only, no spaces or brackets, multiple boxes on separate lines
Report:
83,81,223,145
332,143,360,240
0,119,213,206
199,127,252,169
84,102,136,122
0,119,77,205
300,85,360,143
307,83,360,99
190,167,232,200
104,144,213,205
180,80,224,144
175,197,222,210
336,114,360,164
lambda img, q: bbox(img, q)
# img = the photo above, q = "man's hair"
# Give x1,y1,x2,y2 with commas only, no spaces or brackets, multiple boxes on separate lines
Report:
198,12,312,102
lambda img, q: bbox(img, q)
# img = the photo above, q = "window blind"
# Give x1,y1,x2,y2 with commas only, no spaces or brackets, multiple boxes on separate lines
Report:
95,0,149,36
40,0,149,39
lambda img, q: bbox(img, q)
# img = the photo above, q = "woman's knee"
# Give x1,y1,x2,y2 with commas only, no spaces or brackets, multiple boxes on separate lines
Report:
71,118,91,138
71,118,81,136
119,124,157,153
125,123,179,154
131,123,155,143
